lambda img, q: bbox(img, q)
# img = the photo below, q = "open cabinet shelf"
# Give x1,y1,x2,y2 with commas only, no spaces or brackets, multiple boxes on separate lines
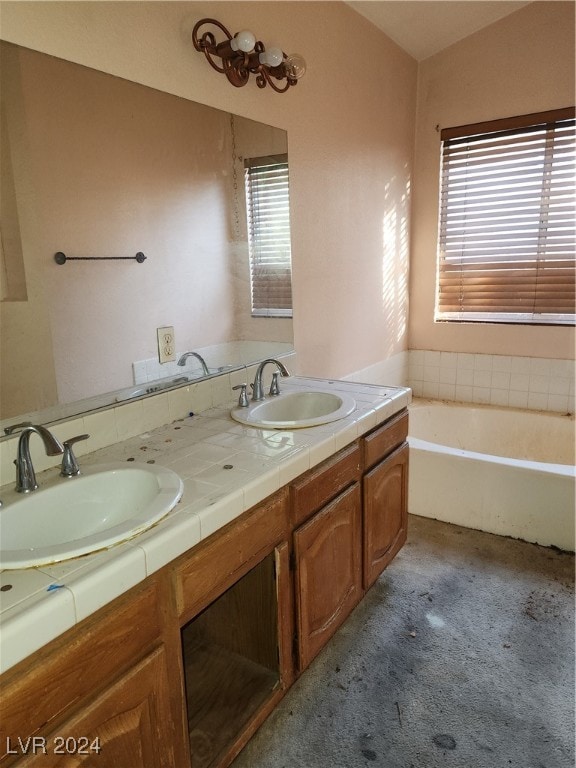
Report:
181,553,281,768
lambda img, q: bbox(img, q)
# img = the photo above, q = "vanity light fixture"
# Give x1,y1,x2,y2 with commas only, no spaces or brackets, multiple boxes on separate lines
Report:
192,18,306,93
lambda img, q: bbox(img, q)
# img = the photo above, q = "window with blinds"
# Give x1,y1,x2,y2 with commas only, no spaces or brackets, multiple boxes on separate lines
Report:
436,107,575,325
245,154,292,318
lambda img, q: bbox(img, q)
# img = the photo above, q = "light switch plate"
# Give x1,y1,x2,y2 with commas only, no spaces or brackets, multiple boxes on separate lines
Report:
157,326,176,364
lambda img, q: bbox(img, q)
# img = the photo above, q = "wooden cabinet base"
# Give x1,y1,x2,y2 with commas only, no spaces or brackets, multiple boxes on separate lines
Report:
0,410,409,768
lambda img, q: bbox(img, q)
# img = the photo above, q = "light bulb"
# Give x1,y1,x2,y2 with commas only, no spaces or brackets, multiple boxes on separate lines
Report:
284,53,306,80
230,30,256,53
259,46,283,68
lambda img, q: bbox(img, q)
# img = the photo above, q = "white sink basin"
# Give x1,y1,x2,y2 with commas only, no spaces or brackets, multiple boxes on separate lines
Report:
0,463,183,570
231,390,356,429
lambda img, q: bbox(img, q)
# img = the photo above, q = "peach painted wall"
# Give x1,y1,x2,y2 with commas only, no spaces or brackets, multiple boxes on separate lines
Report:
0,1,418,382
409,1,575,359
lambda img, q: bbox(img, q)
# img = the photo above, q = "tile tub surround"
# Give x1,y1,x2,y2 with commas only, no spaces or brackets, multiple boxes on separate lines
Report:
0,377,411,674
408,350,575,413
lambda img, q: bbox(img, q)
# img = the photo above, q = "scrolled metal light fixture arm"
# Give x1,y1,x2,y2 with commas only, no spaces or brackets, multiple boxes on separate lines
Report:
192,18,305,93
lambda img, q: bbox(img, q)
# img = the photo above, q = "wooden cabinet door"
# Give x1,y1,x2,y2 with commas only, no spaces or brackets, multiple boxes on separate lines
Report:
363,442,409,589
294,483,362,672
17,647,178,768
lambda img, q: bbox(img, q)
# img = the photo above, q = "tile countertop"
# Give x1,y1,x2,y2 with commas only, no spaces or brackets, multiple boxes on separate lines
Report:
0,377,411,674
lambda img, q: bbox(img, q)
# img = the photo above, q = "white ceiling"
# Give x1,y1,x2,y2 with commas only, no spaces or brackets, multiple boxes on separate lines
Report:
346,1,533,60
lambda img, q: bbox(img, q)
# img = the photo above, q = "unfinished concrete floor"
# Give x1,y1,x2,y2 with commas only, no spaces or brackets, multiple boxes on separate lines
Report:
232,515,575,768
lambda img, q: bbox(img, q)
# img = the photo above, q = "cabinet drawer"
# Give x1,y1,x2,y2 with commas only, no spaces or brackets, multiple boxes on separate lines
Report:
362,410,408,469
175,489,289,623
0,579,163,761
290,443,361,527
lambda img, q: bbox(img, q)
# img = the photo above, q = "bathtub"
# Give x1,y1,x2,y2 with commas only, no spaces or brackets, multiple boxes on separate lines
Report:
408,399,575,551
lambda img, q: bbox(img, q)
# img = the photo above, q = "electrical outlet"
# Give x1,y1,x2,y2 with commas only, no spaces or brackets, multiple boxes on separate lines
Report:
157,326,176,364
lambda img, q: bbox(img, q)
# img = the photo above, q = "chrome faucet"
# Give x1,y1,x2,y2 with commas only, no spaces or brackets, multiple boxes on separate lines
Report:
251,359,290,402
177,351,210,377
4,423,64,493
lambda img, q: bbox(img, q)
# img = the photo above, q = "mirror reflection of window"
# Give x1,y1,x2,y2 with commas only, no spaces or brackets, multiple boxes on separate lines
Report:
244,155,293,318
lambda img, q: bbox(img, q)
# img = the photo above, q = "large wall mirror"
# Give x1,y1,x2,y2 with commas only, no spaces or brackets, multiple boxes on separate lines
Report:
0,41,293,432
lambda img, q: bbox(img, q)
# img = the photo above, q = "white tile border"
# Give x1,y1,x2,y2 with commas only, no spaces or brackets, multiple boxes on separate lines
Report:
408,350,575,413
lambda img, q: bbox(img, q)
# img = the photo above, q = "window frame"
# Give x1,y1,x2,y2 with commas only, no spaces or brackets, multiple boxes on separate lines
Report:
435,107,576,326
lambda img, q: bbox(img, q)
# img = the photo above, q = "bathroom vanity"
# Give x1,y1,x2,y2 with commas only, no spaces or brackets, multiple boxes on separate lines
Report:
0,378,409,767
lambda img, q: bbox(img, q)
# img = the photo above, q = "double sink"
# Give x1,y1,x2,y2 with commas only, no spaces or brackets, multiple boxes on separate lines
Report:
0,381,356,570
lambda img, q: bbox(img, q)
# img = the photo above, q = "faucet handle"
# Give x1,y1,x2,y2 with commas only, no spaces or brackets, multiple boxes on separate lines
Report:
232,384,249,408
269,372,281,396
60,434,89,477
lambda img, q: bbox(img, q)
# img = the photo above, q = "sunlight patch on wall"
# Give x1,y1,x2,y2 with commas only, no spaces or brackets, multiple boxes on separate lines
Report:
381,174,410,354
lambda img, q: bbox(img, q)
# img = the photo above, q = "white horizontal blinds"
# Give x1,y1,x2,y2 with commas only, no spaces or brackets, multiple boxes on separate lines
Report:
436,107,576,324
245,154,292,317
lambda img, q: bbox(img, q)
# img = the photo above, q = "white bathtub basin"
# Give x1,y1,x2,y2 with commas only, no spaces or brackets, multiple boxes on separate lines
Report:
409,399,575,465
0,463,183,569
231,391,356,429
408,399,575,551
